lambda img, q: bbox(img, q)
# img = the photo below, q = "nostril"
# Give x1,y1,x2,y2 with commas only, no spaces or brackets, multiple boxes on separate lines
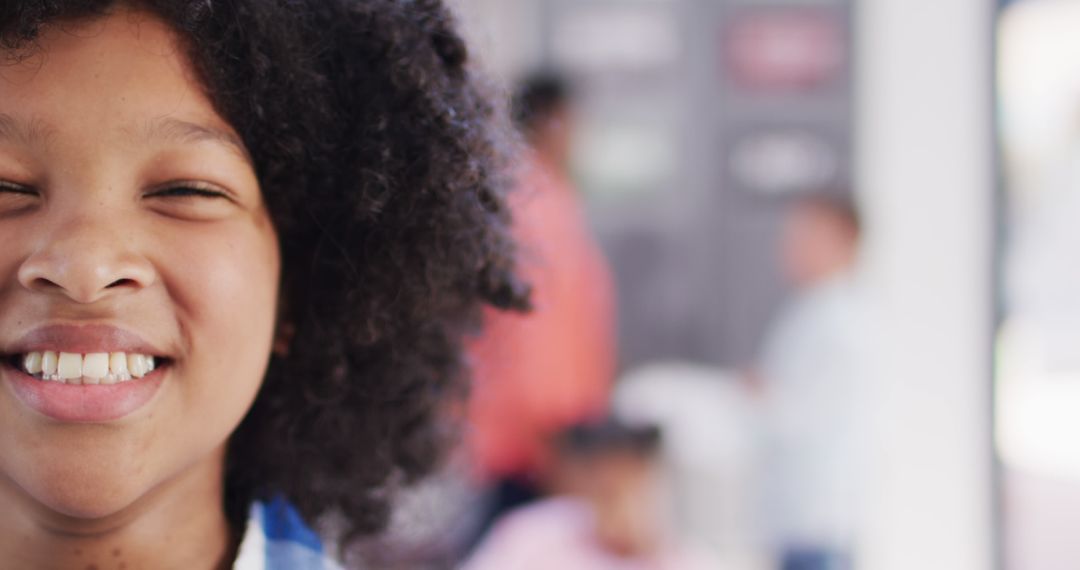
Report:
32,278,63,291
106,278,138,289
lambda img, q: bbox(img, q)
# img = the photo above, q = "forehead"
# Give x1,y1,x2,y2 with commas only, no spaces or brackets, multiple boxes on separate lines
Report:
0,9,235,151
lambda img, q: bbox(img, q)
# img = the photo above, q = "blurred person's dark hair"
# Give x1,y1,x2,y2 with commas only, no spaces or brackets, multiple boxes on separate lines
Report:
555,418,662,459
512,72,572,138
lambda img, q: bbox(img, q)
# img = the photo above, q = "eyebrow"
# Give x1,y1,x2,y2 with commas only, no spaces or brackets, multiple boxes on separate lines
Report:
0,113,251,163
0,113,57,148
138,117,252,164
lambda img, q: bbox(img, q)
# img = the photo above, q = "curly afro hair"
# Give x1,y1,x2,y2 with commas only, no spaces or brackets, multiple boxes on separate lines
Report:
0,0,528,552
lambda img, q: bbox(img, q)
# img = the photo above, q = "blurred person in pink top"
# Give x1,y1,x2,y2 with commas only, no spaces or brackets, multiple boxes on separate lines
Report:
464,420,716,570
464,73,617,548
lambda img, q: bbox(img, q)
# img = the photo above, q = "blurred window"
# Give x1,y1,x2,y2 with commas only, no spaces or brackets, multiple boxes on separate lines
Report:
997,1,1080,568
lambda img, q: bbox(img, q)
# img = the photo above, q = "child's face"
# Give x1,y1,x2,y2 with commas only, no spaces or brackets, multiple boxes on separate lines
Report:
0,10,280,519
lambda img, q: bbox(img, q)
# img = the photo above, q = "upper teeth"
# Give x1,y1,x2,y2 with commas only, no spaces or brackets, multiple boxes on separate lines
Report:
23,351,156,384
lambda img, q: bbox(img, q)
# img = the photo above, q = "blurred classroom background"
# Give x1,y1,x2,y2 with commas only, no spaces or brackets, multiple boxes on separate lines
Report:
357,0,1080,569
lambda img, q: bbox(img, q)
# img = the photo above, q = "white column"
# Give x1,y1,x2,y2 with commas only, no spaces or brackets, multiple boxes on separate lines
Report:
855,1,995,569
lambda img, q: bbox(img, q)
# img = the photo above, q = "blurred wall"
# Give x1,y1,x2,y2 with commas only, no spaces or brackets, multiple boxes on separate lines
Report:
451,0,999,567
451,0,854,372
449,0,544,80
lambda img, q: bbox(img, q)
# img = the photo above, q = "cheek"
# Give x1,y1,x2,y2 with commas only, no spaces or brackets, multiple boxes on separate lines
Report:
156,219,280,426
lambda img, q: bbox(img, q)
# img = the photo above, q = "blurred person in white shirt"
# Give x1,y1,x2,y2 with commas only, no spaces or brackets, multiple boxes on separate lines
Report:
753,194,868,570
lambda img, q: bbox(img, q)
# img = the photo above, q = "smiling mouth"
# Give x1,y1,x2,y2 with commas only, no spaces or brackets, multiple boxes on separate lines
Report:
4,351,170,385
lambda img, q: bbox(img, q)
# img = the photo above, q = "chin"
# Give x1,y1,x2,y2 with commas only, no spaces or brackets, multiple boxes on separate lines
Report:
7,448,154,523
37,491,137,522
25,470,146,522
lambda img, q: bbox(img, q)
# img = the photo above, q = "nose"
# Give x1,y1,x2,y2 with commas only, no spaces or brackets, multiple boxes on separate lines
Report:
17,214,156,304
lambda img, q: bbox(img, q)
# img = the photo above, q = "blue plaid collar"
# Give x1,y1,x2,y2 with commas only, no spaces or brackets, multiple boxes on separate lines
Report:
233,496,343,570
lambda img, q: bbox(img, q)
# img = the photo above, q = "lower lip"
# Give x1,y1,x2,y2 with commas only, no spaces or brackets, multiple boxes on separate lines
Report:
4,364,166,423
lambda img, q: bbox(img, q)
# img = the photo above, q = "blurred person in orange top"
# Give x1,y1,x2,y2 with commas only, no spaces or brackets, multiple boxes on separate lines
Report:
463,72,618,547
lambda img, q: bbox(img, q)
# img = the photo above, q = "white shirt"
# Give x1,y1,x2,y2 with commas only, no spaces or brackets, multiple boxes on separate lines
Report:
758,273,869,549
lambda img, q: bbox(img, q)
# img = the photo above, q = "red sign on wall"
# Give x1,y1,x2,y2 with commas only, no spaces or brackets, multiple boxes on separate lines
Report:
723,8,846,93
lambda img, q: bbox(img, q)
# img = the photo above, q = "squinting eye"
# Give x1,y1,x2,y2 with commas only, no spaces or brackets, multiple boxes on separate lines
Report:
144,181,239,222
0,180,41,218
147,184,230,200
0,180,38,196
